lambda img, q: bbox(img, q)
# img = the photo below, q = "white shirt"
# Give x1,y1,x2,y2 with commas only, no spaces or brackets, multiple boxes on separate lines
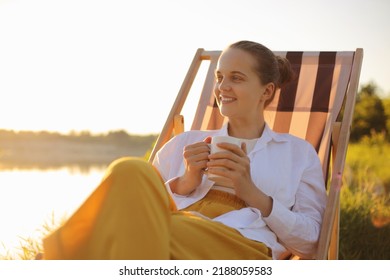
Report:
153,124,327,259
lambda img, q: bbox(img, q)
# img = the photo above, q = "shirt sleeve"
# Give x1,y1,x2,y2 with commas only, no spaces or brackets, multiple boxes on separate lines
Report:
152,134,184,182
262,144,327,259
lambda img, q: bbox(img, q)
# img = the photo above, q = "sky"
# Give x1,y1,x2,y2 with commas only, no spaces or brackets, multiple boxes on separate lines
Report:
0,0,389,135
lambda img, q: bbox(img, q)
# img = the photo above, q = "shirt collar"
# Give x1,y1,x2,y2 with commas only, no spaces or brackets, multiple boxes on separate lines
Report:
218,122,288,153
262,123,288,143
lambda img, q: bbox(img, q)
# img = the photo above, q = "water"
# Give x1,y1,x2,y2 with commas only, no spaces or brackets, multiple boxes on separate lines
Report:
0,166,105,257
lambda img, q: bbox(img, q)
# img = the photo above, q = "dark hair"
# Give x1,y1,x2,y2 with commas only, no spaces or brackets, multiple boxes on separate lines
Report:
228,40,294,106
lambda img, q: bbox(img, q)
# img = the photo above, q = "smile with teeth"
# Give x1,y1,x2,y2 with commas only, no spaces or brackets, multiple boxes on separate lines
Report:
219,95,236,104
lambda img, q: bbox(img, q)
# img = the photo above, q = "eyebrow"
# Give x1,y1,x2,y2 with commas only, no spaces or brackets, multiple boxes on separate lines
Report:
215,70,248,77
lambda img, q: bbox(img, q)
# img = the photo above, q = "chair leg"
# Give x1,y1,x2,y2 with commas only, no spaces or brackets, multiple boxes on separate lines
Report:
328,202,340,259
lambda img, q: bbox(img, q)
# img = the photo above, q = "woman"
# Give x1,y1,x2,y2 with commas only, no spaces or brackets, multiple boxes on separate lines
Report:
43,40,327,260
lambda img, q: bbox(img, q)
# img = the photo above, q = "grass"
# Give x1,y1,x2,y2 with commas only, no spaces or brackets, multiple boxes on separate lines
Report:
0,212,65,260
339,134,390,259
339,186,390,259
1,137,389,260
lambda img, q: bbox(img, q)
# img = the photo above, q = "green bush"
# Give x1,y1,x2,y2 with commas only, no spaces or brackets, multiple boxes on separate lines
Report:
349,82,388,142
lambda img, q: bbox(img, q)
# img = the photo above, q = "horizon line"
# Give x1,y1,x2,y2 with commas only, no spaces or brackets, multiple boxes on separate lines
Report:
0,128,160,136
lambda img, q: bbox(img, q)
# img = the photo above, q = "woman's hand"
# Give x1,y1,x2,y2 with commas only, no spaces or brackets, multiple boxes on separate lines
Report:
207,142,273,216
170,137,211,195
207,142,254,198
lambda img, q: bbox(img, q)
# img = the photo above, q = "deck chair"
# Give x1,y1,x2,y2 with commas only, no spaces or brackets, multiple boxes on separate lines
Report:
148,48,363,260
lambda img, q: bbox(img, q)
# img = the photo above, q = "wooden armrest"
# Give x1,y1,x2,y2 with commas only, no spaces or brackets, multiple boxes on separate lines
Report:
174,115,184,136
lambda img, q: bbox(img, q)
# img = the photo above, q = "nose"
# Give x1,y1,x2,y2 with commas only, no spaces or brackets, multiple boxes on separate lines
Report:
217,78,231,92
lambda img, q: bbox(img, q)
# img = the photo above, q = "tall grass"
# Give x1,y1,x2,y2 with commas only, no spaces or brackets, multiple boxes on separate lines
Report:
0,213,65,260
339,133,390,259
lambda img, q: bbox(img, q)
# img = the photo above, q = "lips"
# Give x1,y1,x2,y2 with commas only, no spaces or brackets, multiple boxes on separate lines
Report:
219,95,236,104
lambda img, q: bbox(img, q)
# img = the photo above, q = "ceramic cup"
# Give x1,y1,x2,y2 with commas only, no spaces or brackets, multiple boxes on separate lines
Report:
207,136,241,185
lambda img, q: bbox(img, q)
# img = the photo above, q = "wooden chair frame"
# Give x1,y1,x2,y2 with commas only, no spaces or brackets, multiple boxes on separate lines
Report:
149,48,363,260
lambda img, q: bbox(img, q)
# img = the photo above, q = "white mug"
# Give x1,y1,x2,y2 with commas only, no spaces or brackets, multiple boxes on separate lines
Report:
207,136,242,185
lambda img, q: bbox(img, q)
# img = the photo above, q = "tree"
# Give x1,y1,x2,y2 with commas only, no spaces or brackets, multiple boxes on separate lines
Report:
350,82,387,142
383,98,390,141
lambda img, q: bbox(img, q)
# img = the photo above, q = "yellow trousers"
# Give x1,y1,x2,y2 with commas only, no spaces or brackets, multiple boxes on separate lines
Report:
43,157,271,259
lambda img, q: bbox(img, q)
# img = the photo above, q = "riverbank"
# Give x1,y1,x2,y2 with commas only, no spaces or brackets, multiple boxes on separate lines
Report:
0,129,157,170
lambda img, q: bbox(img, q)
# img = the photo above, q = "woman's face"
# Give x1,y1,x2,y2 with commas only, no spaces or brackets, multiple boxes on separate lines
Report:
214,48,272,121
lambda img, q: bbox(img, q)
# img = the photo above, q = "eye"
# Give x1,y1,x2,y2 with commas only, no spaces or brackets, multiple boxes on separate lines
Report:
231,75,242,82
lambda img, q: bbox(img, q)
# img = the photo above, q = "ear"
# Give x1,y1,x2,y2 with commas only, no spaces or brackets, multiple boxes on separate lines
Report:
261,82,275,102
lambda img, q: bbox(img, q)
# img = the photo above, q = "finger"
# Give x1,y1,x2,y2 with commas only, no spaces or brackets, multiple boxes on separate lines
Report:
208,152,239,164
184,144,210,155
208,159,249,179
208,149,243,163
241,142,247,155
208,152,250,172
183,142,208,151
207,166,243,180
186,155,209,171
207,157,241,170
203,136,212,144
190,159,209,170
189,151,210,162
207,167,227,177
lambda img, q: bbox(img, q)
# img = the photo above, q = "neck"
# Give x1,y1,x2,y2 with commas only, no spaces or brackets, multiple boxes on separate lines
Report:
227,118,266,139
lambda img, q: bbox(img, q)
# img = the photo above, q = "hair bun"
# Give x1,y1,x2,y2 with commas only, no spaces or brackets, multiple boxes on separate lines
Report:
276,56,295,89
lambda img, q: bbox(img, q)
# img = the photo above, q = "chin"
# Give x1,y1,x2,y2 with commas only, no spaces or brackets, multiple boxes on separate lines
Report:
219,108,234,118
